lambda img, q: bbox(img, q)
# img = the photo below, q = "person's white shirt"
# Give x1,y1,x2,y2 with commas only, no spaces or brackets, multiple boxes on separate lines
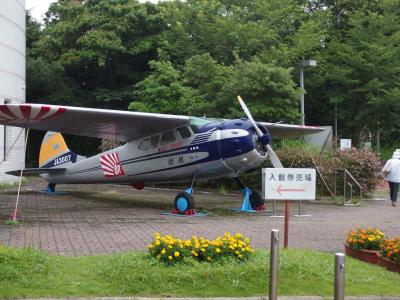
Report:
383,158,400,183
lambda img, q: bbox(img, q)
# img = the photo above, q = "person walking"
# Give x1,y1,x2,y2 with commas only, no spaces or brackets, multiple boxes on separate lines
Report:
382,151,400,207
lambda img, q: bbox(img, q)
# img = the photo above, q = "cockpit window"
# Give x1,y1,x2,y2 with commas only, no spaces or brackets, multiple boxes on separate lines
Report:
189,117,220,133
160,131,176,145
177,126,191,139
139,135,160,151
150,135,160,148
138,138,151,151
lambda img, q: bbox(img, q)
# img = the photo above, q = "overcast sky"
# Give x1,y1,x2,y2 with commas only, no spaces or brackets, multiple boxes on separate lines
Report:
26,0,55,21
26,0,159,22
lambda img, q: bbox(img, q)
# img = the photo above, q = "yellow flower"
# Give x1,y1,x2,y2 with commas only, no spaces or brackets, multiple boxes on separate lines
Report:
174,251,180,257
191,251,198,257
155,240,161,246
161,249,166,255
216,248,221,253
207,256,212,261
168,255,173,261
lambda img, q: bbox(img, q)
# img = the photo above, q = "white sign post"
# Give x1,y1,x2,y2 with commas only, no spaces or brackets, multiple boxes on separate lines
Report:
262,168,316,200
262,168,316,249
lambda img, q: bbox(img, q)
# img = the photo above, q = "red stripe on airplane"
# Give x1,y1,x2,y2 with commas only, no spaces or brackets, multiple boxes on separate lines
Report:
0,105,17,119
34,106,51,120
20,105,31,119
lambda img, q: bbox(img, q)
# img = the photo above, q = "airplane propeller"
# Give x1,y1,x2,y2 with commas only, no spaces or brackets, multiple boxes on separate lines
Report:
237,95,283,168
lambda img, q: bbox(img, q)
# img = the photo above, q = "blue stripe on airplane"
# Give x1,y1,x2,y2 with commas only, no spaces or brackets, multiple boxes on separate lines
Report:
68,134,254,176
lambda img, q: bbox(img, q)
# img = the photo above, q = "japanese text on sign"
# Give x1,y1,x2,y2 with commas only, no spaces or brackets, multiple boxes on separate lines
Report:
262,168,316,200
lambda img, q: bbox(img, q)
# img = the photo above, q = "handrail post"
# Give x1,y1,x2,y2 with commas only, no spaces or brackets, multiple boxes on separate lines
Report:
343,169,346,205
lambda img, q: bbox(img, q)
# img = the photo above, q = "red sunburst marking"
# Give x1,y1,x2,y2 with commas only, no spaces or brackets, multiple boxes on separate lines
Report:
0,106,17,119
20,105,32,119
100,153,125,178
34,106,51,120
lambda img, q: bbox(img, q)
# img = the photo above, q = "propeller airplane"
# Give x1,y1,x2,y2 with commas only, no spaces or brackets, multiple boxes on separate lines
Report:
0,96,322,213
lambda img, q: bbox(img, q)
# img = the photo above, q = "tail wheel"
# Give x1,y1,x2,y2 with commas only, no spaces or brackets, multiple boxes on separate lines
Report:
249,189,264,210
174,191,195,213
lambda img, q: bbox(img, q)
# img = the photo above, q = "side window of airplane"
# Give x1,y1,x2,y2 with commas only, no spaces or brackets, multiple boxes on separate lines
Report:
176,126,191,139
160,131,176,145
138,138,151,151
150,135,160,149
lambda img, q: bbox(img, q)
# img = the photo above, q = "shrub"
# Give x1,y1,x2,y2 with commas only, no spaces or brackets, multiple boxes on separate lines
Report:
345,227,385,251
380,238,400,263
148,232,254,265
336,148,381,193
276,144,380,194
99,139,124,152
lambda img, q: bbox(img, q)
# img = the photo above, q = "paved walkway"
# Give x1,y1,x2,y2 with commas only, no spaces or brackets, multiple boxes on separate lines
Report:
0,178,399,256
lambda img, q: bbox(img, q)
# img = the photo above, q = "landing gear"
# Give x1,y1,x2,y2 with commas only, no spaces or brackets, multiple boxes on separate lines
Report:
236,177,265,211
174,190,195,214
172,172,197,215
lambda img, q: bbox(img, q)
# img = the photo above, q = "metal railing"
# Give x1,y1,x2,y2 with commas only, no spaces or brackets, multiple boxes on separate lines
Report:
343,169,362,206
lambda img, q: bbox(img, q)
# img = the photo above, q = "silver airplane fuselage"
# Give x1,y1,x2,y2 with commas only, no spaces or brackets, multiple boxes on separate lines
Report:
43,118,269,185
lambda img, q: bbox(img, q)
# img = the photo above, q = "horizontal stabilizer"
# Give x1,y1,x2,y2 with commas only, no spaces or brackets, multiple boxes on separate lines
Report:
6,168,66,176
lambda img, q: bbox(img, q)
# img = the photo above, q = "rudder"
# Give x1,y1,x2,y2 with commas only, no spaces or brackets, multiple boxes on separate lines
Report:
39,132,77,168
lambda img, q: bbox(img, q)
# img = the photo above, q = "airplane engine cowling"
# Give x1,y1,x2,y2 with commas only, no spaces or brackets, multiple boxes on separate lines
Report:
219,129,264,172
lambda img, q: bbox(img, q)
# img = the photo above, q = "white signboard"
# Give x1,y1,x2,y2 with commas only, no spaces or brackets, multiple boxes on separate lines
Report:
262,168,316,200
340,139,352,150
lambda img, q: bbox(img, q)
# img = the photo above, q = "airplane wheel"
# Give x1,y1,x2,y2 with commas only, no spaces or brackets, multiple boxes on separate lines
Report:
249,189,264,209
174,191,195,213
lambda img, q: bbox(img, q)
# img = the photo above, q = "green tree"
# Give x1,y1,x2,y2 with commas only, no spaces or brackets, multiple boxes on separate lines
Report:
307,0,400,143
130,60,205,115
34,0,166,107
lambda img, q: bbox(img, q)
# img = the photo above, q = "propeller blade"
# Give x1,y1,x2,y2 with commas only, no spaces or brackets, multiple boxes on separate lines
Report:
267,144,283,168
237,95,263,137
237,95,283,168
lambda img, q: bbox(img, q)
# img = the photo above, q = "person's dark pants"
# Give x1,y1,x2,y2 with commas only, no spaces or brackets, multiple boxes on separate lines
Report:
389,181,399,203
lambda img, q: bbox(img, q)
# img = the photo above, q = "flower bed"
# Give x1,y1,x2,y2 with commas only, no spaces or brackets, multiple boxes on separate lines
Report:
148,232,254,264
344,227,385,264
344,243,379,264
378,239,400,272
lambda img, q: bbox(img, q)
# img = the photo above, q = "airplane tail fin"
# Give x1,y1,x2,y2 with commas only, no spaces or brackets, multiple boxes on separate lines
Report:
39,132,82,168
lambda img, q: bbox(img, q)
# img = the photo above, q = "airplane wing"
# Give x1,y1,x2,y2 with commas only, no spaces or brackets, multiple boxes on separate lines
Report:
0,103,322,141
0,104,189,142
261,122,324,139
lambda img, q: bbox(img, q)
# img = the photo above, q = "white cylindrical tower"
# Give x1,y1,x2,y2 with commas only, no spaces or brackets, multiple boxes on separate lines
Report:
0,0,26,183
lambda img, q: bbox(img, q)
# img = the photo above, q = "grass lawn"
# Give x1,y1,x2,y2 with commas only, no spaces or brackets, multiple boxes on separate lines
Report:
0,247,399,298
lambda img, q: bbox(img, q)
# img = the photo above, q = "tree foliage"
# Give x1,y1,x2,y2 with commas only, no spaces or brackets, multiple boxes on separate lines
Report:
26,0,400,147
